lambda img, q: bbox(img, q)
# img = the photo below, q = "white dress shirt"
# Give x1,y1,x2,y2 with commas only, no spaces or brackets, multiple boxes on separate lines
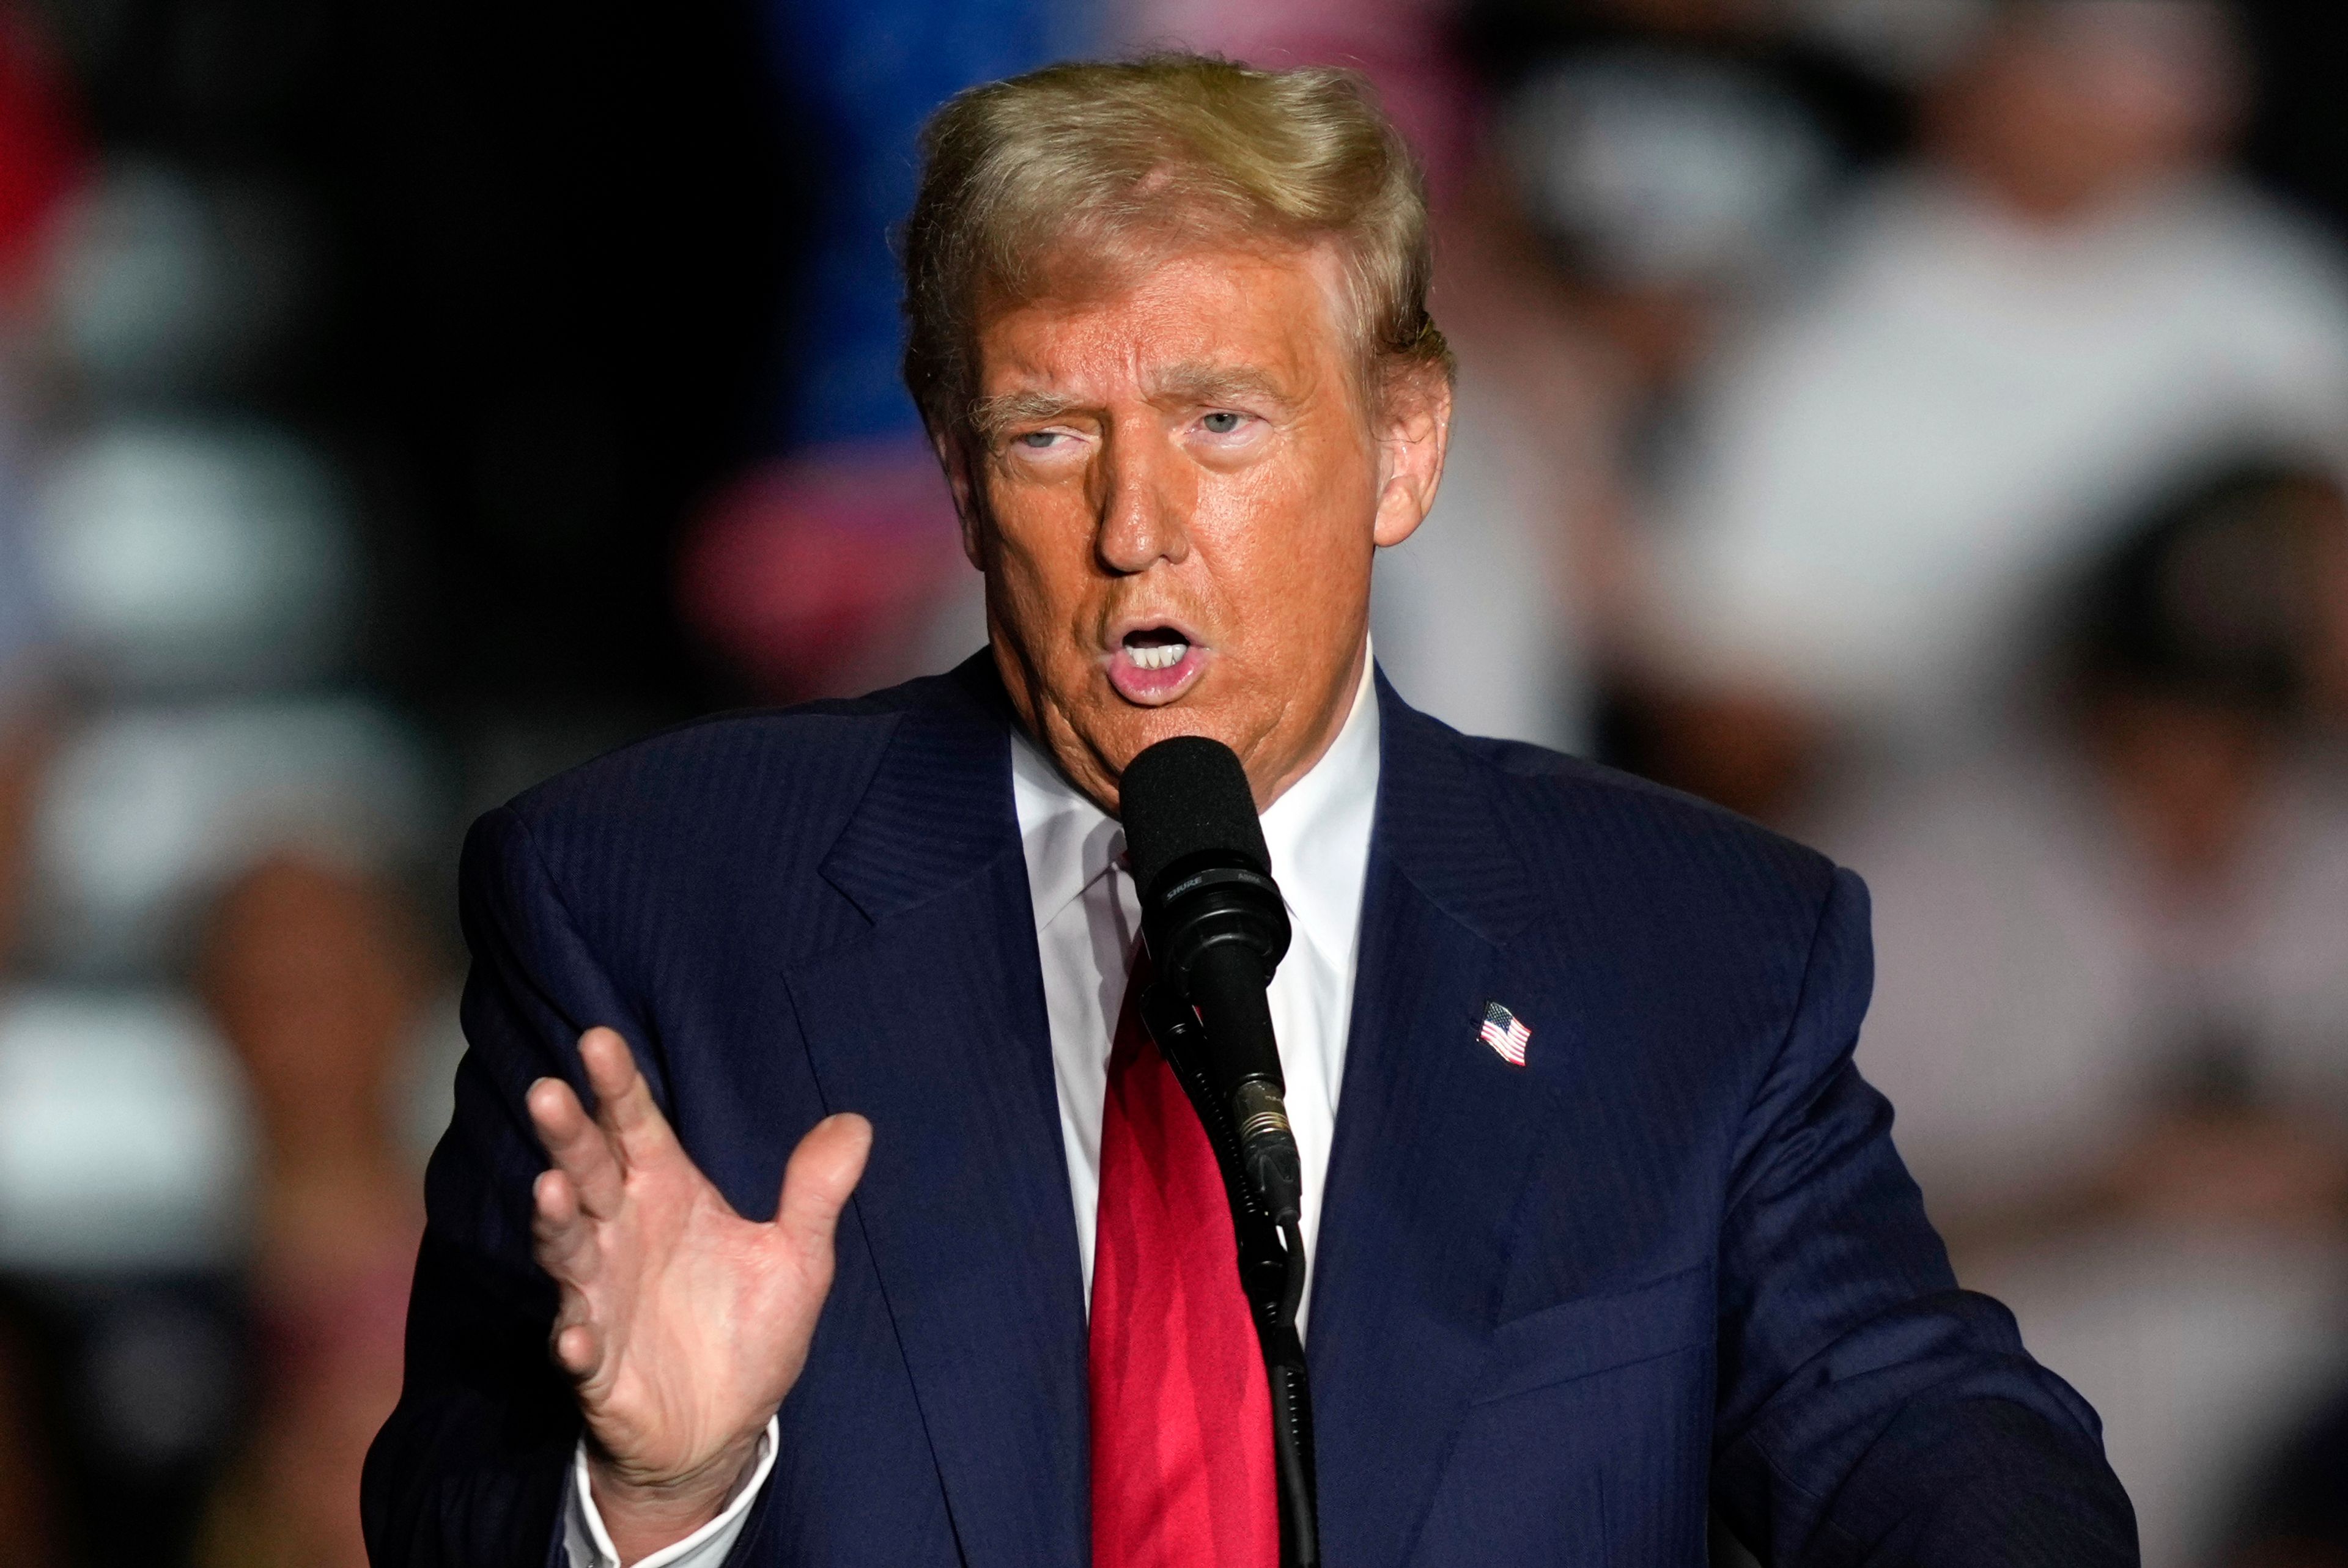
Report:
567,654,1381,1567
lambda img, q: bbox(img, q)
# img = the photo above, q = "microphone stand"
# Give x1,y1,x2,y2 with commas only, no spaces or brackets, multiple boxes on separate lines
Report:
1141,985,1320,1568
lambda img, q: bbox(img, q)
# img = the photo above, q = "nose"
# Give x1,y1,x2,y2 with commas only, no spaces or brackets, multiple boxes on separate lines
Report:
1093,418,1192,575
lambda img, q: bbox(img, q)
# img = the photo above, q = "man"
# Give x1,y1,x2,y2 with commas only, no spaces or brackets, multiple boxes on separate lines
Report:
1643,0,2348,817
363,55,2135,1568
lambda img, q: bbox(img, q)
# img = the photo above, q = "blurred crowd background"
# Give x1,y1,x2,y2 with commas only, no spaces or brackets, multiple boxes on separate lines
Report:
0,0,2344,1563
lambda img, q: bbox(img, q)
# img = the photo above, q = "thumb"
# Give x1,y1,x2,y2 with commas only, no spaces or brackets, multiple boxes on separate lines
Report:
774,1113,873,1265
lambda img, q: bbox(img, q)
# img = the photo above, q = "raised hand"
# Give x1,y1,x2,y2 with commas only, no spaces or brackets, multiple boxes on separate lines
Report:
528,1028,871,1562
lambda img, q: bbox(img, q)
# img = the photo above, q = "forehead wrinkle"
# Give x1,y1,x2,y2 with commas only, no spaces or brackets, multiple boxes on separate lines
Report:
969,254,1340,444
1146,361,1294,411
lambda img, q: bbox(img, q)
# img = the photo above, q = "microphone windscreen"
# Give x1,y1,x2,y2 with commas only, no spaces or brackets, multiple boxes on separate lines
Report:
1118,735,1269,898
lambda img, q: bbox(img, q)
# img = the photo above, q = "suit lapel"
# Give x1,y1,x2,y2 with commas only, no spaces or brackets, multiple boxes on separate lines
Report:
783,663,1570,1568
785,658,1090,1568
1309,679,1557,1568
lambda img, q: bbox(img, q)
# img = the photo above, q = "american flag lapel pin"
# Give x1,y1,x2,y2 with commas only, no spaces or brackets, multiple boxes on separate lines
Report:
1479,1001,1531,1067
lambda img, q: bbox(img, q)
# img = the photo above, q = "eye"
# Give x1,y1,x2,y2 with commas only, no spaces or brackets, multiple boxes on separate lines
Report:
1017,430,1060,449
1200,410,1244,435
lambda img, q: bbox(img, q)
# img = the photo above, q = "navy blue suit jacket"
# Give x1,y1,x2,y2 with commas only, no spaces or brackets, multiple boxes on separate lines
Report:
363,657,2136,1566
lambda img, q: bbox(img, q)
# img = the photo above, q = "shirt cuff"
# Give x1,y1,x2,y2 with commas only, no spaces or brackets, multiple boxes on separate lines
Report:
564,1418,778,1568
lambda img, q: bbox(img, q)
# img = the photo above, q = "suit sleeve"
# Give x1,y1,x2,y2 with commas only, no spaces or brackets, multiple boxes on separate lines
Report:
1708,866,2139,1567
363,805,659,1567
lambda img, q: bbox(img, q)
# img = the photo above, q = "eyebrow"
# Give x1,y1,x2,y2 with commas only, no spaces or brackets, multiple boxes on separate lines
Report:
969,362,1295,446
969,390,1085,446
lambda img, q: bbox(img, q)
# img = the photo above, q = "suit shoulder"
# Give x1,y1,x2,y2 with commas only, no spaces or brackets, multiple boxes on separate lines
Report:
499,672,954,833
1456,731,1840,923
475,671,985,904
456,671,988,977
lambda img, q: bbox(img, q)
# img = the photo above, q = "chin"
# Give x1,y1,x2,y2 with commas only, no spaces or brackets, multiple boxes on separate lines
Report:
1107,693,1273,779
1017,642,1289,797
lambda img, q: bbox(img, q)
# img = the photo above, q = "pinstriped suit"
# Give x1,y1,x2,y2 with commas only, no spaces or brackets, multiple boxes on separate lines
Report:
363,654,2136,1567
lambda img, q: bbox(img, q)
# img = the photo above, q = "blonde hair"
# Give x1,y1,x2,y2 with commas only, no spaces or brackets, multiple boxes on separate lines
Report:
901,53,1452,443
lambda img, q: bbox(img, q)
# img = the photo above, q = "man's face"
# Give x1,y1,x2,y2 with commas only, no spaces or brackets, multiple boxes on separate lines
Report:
953,241,1449,812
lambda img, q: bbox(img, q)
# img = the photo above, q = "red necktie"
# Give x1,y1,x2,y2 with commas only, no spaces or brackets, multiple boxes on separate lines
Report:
1090,952,1280,1568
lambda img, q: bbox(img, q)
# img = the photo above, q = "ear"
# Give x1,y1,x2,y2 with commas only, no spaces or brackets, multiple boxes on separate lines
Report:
936,429,990,570
1370,366,1452,550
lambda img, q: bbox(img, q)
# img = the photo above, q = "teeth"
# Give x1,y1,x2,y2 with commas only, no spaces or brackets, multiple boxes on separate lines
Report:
1125,641,1189,671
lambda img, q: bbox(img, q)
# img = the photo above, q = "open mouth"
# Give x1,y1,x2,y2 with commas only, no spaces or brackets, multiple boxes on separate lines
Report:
1107,625,1206,704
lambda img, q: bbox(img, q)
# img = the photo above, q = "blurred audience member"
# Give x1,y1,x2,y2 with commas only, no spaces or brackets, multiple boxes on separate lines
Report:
194,855,429,1568
0,99,451,1561
1642,0,2348,819
1842,463,2348,1233
1831,461,2348,1566
1496,45,1833,388
1378,40,1836,751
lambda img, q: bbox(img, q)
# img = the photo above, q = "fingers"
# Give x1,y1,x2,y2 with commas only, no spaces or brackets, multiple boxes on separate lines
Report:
578,1027,683,1167
774,1113,873,1267
528,1073,625,1218
532,1169,597,1275
534,1171,605,1380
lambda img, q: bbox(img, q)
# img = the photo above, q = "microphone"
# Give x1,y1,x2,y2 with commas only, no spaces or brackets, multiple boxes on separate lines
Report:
1122,734,1324,1568
1119,735,1305,1228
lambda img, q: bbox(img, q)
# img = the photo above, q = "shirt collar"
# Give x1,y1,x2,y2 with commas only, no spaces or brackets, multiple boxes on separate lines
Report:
1256,652,1380,975
1009,650,1383,955
1010,722,1124,933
